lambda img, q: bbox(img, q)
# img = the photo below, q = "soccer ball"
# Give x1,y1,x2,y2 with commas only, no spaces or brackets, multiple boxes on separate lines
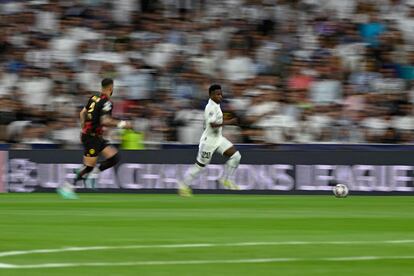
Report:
333,184,349,198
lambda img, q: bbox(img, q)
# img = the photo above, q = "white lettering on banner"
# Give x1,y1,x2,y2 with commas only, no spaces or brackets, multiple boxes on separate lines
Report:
231,165,294,190
296,165,337,191
118,164,187,189
143,164,162,189
234,165,257,190
37,164,61,188
390,166,413,191
334,165,354,189
353,165,377,191
8,159,38,192
118,164,146,189
6,159,414,192
315,165,336,190
268,165,294,191
199,164,222,189
295,165,312,190
95,168,118,188
0,151,6,193
162,164,188,189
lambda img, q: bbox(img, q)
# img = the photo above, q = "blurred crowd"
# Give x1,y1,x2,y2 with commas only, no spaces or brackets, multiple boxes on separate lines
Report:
1,0,414,148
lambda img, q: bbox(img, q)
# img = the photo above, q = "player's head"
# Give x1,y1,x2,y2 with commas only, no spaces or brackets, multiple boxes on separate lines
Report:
101,78,114,97
209,84,223,103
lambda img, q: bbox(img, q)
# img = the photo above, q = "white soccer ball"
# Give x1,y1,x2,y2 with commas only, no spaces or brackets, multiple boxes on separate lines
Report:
333,184,349,198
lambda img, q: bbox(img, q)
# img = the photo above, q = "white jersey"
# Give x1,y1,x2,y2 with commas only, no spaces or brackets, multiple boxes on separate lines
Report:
201,99,223,142
197,99,234,165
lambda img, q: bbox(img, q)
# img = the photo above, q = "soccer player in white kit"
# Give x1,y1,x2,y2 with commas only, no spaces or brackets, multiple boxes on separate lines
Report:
178,84,242,196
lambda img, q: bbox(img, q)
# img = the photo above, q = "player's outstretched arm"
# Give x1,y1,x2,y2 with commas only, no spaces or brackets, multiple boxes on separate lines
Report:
101,115,133,129
80,107,87,128
210,118,237,128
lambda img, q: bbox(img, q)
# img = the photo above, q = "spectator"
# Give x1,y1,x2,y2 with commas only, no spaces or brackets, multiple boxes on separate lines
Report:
0,0,413,147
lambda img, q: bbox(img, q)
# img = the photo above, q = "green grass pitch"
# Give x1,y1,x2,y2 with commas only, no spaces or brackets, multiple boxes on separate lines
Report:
0,193,413,275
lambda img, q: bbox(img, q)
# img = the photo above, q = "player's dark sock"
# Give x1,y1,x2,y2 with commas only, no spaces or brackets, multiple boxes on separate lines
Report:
98,153,119,171
73,166,94,184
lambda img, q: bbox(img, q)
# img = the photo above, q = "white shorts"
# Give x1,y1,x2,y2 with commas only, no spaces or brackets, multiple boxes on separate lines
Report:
196,136,233,165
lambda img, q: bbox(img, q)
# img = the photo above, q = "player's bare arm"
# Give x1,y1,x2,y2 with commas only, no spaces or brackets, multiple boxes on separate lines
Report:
101,115,133,129
80,107,87,128
210,117,237,128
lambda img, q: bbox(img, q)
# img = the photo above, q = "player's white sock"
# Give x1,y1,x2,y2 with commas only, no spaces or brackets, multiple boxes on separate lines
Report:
183,163,204,186
221,151,241,181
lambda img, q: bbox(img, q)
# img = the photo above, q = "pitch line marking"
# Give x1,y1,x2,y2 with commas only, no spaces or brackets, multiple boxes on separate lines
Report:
1,255,414,269
0,239,413,258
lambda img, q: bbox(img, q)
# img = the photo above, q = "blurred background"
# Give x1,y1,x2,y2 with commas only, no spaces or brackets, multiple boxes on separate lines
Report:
1,0,414,149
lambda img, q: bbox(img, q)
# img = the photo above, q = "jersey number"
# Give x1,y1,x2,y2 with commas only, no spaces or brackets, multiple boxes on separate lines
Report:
88,102,96,113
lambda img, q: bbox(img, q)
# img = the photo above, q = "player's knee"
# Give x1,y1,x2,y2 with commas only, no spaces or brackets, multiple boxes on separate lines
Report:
231,151,241,162
196,161,206,168
229,151,241,165
108,153,119,166
98,153,119,172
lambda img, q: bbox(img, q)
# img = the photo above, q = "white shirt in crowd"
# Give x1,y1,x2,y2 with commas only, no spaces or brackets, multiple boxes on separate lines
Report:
17,77,53,106
175,108,204,144
309,79,342,104
35,10,58,34
221,55,256,82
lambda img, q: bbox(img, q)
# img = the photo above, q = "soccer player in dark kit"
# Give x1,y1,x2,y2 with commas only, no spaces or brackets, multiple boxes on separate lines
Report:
57,78,132,199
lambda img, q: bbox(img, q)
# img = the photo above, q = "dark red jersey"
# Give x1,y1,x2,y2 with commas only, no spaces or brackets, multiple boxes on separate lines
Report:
81,93,113,135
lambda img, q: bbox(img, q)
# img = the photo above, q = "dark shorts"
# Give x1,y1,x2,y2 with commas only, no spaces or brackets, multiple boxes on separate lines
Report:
81,133,109,157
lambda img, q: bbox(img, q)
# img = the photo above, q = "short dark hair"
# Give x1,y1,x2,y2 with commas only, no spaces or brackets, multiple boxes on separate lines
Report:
209,84,221,95
101,78,113,88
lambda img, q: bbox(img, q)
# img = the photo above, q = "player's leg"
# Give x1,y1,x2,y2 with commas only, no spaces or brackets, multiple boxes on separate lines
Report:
73,135,103,188
217,138,241,189
86,144,119,188
178,160,205,197
179,157,208,197
62,152,97,197
98,145,119,171
58,157,95,199
74,155,97,184
178,143,214,196
184,144,214,186
57,135,98,199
